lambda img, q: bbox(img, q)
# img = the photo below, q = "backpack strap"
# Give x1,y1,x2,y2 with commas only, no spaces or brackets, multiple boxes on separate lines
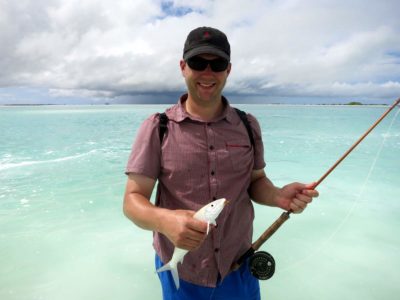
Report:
234,108,255,148
159,112,169,143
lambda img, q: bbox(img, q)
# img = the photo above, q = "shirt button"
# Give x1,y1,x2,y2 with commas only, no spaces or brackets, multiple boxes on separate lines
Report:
211,171,215,176
214,248,219,253
212,196,217,200
209,145,214,150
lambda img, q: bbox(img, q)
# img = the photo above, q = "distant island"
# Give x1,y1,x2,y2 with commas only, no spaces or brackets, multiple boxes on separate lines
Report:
347,101,362,105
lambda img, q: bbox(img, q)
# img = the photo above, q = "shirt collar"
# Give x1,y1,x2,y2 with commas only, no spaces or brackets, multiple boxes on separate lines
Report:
168,93,236,124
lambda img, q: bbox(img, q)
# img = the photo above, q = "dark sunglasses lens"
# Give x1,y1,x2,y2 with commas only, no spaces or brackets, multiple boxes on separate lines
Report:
210,59,229,72
187,57,228,72
187,57,208,71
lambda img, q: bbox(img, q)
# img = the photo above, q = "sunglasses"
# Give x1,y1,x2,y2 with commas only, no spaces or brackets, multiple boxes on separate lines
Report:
186,56,229,72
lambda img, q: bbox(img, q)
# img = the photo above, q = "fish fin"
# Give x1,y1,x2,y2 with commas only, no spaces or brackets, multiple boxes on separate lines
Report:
170,267,180,289
156,264,169,273
206,221,217,235
179,256,185,264
156,262,180,290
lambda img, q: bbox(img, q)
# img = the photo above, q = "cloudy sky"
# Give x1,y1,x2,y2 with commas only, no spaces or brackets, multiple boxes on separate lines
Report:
1,0,400,104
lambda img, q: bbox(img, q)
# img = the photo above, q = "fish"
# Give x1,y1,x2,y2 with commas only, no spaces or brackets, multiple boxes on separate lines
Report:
156,198,227,290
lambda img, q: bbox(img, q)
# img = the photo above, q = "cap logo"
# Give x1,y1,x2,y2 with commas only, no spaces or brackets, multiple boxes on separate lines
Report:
203,31,210,38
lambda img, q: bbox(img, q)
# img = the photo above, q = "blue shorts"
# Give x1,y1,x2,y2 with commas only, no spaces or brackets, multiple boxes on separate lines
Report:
155,254,260,300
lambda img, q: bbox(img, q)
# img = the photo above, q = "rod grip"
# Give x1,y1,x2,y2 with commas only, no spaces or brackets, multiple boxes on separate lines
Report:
230,211,291,271
230,247,255,271
252,211,290,251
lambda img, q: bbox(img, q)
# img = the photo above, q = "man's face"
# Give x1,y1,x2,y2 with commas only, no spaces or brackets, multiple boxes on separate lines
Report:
180,53,231,105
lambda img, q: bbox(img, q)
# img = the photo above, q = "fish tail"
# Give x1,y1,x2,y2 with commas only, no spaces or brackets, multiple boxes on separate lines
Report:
156,262,180,290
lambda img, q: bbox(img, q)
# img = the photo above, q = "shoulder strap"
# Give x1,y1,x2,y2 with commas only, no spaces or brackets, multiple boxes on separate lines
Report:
159,112,169,143
234,108,255,147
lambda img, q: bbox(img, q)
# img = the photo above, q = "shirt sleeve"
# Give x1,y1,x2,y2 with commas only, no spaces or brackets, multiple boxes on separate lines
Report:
125,113,161,179
247,113,266,170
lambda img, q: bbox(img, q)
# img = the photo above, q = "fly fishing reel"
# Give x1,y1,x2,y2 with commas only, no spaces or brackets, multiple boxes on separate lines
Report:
249,251,275,280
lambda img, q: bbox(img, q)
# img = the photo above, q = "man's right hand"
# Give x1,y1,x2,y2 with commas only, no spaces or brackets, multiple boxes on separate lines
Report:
159,210,208,251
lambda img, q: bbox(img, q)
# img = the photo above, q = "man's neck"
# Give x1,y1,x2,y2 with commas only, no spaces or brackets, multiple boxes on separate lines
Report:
184,95,224,122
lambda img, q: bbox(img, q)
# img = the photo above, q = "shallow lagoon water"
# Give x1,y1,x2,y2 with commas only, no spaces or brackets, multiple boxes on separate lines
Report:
1,104,399,299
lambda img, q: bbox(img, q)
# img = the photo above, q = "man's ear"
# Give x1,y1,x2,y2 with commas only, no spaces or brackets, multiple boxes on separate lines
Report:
226,62,232,76
180,59,186,75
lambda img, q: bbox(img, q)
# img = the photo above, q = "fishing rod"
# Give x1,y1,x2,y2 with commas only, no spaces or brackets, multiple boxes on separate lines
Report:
232,97,400,280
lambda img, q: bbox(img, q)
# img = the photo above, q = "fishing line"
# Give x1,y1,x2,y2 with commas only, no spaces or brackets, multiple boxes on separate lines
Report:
279,105,400,273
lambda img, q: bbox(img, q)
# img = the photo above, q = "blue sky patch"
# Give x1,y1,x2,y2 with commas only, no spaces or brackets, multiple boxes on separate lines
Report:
161,1,199,17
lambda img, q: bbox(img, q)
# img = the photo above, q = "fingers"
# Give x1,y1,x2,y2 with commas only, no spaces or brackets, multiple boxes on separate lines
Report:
165,210,208,250
305,182,318,190
290,193,310,213
175,227,207,250
302,185,319,198
176,230,206,250
187,217,208,233
185,217,208,242
278,182,320,213
290,186,319,214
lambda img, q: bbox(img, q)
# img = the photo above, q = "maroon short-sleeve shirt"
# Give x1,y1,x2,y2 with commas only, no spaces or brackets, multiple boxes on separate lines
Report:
125,94,266,287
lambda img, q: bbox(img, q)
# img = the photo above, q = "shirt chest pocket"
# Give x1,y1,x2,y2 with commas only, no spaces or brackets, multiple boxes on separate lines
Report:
225,139,254,172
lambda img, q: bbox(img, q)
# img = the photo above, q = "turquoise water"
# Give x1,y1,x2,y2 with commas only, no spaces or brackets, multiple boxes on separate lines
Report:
1,104,399,300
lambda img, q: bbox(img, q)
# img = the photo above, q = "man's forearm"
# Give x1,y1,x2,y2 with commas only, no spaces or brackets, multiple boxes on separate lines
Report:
249,175,280,207
123,192,169,233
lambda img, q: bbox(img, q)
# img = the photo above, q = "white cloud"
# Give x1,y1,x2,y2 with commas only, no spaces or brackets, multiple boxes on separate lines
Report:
0,0,399,103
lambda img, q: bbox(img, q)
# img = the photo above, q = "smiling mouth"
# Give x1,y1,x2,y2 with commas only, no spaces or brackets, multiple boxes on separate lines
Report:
198,82,216,88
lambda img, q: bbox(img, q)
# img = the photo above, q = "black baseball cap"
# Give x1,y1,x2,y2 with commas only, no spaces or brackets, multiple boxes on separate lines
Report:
183,27,230,61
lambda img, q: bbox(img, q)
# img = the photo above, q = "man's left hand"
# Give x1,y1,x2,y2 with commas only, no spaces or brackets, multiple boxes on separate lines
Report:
276,182,319,213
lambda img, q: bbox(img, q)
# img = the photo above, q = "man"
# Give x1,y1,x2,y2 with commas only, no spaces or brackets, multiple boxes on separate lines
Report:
123,26,318,299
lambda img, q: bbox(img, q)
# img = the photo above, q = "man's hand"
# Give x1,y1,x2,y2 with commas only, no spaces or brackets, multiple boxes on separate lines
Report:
159,210,208,251
276,182,319,213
